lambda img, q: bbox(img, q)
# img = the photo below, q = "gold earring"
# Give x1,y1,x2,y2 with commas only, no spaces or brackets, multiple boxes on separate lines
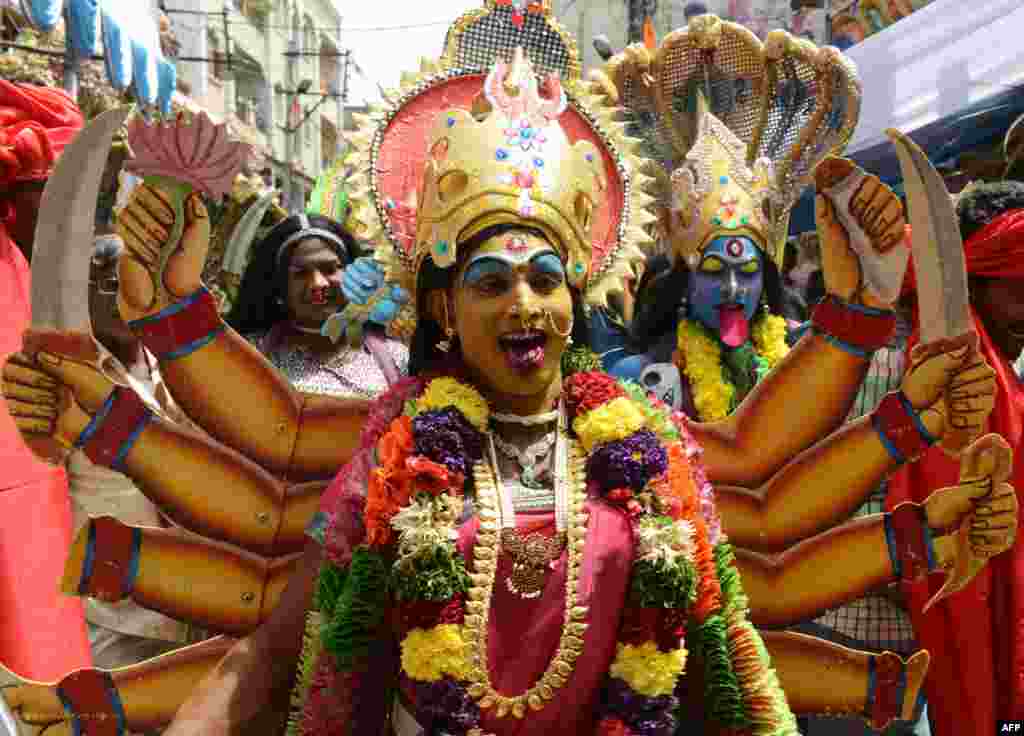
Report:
438,299,456,352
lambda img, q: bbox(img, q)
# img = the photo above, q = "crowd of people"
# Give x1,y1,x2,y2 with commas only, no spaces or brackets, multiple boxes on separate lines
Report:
0,5,1023,736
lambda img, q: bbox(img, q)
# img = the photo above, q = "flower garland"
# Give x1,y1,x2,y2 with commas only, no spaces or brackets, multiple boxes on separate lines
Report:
298,369,798,736
675,313,790,422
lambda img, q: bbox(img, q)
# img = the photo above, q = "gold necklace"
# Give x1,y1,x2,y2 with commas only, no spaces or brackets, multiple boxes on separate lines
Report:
464,406,590,719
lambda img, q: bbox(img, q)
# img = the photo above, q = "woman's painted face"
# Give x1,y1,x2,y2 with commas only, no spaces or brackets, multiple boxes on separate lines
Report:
451,230,573,398
686,236,764,347
285,237,345,328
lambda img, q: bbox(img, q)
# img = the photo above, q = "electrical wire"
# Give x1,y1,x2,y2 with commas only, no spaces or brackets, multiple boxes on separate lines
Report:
166,9,453,35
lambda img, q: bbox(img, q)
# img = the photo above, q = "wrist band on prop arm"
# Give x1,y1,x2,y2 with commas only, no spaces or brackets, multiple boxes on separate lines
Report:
866,652,913,731
57,669,128,736
810,296,896,358
127,287,224,361
74,387,155,472
884,502,938,583
871,390,938,464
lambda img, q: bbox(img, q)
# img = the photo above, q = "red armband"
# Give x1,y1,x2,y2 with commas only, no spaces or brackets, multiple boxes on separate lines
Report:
811,296,896,357
868,652,905,731
76,516,141,602
884,502,935,583
76,387,153,471
56,668,126,736
128,287,224,361
871,391,936,464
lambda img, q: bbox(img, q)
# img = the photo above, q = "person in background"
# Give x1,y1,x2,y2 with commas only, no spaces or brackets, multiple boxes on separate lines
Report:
888,178,1024,735
0,78,90,682
226,214,408,399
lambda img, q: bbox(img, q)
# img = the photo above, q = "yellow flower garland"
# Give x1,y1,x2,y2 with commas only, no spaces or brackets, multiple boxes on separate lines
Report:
418,378,490,432
572,396,648,451
609,642,688,698
400,624,471,682
675,313,790,422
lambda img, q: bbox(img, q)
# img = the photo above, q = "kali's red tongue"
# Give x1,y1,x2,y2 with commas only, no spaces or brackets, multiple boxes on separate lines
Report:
718,305,749,348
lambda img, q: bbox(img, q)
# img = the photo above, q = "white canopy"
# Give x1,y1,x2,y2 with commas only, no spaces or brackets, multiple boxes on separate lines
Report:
845,0,1024,154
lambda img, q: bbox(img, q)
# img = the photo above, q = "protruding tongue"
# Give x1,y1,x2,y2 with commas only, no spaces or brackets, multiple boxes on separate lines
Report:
718,305,749,348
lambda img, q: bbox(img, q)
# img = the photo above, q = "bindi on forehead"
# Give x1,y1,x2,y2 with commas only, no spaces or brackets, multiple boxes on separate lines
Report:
504,234,531,253
705,236,759,263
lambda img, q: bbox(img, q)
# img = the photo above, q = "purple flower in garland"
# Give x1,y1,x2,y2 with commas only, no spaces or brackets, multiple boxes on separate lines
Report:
601,678,678,736
587,430,668,492
413,408,484,477
412,679,482,734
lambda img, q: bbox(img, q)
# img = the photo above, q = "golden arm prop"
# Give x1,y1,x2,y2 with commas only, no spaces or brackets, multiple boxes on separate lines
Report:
0,144,1004,736
6,437,1011,736
115,185,369,482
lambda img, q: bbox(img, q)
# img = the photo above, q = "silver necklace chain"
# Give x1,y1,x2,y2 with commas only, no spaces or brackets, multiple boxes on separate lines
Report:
491,409,560,426
491,429,556,490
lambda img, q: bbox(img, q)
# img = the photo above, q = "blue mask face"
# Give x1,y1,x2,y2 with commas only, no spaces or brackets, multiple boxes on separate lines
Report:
686,236,764,346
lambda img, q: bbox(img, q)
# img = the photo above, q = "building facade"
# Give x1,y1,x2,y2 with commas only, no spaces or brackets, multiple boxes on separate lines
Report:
166,0,346,212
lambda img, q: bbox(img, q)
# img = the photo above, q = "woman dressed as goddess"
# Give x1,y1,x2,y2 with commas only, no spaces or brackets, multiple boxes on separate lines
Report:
0,4,1014,734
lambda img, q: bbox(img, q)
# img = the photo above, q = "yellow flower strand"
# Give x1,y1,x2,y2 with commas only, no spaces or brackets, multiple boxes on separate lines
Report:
676,320,734,422
418,377,491,432
675,314,790,422
609,642,688,698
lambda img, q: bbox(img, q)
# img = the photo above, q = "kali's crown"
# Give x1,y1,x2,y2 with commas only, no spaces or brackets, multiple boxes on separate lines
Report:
589,14,861,269
670,110,775,266
415,48,606,289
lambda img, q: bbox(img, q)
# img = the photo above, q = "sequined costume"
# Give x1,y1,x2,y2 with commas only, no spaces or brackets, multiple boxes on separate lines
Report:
248,328,408,401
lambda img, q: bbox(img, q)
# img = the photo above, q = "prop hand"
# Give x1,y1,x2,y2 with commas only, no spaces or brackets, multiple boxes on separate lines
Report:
2,663,119,736
341,257,388,305
815,157,907,309
3,332,117,455
324,259,410,344
923,434,1017,611
116,181,210,322
902,334,996,452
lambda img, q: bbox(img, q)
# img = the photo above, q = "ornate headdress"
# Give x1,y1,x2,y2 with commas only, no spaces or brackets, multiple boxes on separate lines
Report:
590,15,861,269
339,0,655,339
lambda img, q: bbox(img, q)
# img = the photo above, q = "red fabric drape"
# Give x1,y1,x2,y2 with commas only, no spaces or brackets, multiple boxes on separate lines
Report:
889,209,1024,734
0,81,91,680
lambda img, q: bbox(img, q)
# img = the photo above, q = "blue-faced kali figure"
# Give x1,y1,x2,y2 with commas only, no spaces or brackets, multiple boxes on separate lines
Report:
610,114,791,422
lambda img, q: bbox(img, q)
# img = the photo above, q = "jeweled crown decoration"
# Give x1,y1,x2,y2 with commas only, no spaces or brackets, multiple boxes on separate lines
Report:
442,0,580,81
671,111,775,266
415,49,604,289
589,14,861,268
340,0,655,339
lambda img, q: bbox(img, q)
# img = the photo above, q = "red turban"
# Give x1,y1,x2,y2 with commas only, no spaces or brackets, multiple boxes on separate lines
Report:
0,82,91,680
0,81,84,357
0,80,83,187
891,210,1024,733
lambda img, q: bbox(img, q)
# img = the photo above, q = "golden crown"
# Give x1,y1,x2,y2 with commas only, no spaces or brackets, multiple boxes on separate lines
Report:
414,49,607,288
669,110,775,266
589,14,862,269
341,2,655,339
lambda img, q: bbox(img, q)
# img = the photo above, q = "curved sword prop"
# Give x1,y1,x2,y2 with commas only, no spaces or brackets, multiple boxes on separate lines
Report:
886,128,974,351
886,129,1002,607
27,106,133,373
31,105,133,332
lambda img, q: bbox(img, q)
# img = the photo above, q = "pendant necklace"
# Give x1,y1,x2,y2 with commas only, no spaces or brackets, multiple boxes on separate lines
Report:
465,401,590,718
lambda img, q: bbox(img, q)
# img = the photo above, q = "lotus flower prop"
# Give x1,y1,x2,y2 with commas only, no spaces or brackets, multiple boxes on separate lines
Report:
124,111,251,199
122,112,252,306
